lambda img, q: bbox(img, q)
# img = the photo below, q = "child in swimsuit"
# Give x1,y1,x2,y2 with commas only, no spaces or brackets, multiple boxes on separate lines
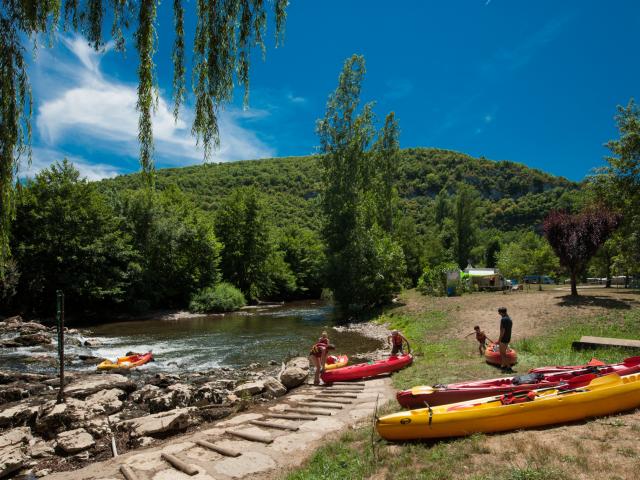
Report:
466,325,494,355
387,330,411,356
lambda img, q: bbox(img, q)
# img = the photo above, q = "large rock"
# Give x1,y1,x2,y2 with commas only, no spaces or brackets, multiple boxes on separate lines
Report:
56,428,95,454
0,403,39,428
279,367,308,389
286,357,310,371
35,398,93,436
0,427,32,449
18,322,48,334
233,381,264,398
0,385,29,404
194,382,227,406
64,374,136,398
29,440,55,459
0,446,27,479
120,408,195,438
14,333,51,346
130,384,161,404
85,388,126,415
83,338,101,347
148,384,193,413
262,377,287,398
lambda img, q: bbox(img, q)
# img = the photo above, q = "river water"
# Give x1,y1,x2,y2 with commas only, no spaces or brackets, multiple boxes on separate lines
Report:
2,301,384,374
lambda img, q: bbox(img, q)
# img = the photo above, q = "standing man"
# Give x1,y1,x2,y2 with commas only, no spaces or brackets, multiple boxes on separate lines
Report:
497,307,513,372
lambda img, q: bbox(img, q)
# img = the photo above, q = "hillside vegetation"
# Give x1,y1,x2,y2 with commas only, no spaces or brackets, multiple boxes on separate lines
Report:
100,147,578,233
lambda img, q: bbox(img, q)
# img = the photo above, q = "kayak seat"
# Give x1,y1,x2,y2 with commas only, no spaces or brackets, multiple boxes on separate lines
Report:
512,373,544,385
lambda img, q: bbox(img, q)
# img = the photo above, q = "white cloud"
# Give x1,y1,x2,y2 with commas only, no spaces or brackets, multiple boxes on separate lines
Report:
484,114,494,123
35,35,275,167
286,92,307,104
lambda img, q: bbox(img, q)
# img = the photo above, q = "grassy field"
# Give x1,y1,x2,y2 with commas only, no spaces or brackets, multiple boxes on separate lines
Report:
284,288,640,480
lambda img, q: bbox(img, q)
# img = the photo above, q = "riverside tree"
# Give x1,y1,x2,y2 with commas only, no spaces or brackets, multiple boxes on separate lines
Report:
543,209,621,296
0,0,288,268
317,54,406,310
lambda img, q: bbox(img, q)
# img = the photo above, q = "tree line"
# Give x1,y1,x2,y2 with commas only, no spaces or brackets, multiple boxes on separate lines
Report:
2,57,637,318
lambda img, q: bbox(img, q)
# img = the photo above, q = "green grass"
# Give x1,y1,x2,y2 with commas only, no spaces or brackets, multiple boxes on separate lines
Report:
285,292,640,480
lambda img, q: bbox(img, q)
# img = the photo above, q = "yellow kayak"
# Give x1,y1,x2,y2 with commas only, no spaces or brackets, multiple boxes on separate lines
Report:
97,351,154,371
324,354,348,371
376,373,640,440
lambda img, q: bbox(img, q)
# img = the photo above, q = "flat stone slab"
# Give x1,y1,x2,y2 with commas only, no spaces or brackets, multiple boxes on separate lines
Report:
572,335,640,350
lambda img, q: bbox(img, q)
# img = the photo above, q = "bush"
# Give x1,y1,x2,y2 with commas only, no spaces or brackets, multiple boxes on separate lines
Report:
417,262,460,296
189,283,246,313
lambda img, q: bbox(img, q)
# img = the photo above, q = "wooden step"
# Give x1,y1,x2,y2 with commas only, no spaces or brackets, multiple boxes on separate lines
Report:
195,439,241,457
249,420,299,431
297,401,342,409
225,429,273,444
286,407,332,416
317,393,358,399
306,398,353,405
266,413,317,421
120,465,140,480
161,453,198,476
572,336,640,350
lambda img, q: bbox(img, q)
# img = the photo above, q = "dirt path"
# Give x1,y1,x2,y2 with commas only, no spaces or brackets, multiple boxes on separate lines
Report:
398,287,640,342
44,377,394,480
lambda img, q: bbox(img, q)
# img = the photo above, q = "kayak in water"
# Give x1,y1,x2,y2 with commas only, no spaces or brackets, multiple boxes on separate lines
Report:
97,351,154,371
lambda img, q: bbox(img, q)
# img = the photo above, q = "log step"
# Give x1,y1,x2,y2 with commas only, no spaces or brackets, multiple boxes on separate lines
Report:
226,429,273,444
161,453,198,476
195,439,241,457
317,393,358,399
249,420,299,431
297,401,342,409
266,413,317,421
331,381,366,386
286,408,332,416
120,465,139,480
306,398,353,405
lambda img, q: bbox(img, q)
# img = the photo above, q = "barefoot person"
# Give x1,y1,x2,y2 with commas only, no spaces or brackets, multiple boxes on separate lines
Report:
465,326,493,355
497,307,514,372
309,331,335,385
388,330,411,356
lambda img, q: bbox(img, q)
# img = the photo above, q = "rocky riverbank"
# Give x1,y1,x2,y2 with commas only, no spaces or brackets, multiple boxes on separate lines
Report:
0,316,313,479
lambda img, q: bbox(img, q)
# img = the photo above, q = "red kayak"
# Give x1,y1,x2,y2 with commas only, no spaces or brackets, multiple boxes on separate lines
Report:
321,354,413,383
396,356,640,409
484,342,517,366
529,357,607,373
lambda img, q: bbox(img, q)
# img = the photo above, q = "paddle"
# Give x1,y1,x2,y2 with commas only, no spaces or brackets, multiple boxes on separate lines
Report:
442,372,615,412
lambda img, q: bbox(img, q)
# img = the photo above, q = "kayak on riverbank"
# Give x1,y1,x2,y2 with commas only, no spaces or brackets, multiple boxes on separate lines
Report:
324,354,348,370
321,353,413,382
378,372,640,440
396,355,640,408
97,351,154,370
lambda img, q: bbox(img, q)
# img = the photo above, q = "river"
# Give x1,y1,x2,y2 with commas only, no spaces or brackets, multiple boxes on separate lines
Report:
1,301,384,374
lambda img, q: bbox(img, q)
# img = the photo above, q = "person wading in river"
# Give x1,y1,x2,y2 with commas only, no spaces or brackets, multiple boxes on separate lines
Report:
309,331,335,385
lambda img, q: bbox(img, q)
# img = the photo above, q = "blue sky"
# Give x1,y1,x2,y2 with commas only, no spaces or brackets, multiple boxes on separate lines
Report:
24,0,640,181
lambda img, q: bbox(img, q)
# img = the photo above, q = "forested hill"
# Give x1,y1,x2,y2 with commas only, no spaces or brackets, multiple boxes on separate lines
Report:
99,147,579,232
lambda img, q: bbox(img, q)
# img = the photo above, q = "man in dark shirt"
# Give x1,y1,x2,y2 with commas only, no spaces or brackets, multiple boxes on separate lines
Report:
498,307,513,372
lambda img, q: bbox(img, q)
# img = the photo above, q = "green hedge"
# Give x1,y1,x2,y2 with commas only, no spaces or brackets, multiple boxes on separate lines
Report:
189,282,246,313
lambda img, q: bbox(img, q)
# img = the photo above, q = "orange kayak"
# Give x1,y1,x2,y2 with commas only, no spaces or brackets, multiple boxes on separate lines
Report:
325,354,348,371
484,342,517,366
97,351,153,371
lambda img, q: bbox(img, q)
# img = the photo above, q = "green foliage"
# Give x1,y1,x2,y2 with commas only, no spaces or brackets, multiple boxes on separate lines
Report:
12,160,137,313
417,261,460,297
117,186,221,308
0,0,288,265
452,184,481,268
216,187,295,301
496,231,559,282
317,55,406,309
277,226,326,298
189,282,246,313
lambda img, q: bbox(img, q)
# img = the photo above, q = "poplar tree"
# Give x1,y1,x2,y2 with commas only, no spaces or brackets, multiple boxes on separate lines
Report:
317,55,405,310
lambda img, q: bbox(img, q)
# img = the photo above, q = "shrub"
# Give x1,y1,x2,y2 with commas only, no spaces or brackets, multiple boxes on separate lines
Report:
417,262,460,296
189,283,246,313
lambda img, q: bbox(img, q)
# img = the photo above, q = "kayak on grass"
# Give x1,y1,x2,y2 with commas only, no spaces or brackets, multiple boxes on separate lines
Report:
528,357,614,374
396,355,640,408
324,354,348,371
97,351,154,371
484,342,517,366
378,372,640,441
321,353,413,383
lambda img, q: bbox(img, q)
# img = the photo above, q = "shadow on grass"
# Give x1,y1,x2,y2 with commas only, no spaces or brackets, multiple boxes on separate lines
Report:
555,295,637,310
